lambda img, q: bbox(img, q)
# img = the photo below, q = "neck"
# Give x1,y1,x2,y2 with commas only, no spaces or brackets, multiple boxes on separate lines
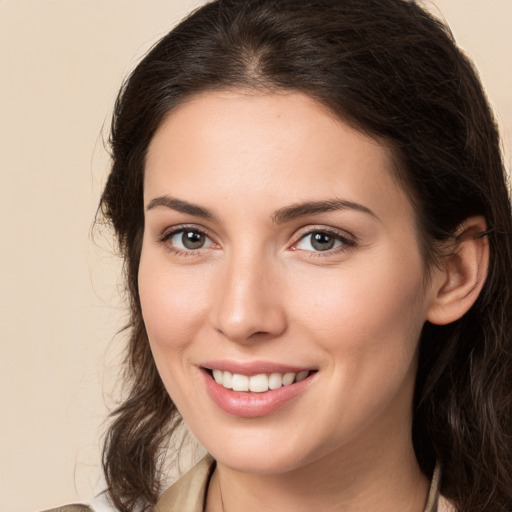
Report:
205,422,430,512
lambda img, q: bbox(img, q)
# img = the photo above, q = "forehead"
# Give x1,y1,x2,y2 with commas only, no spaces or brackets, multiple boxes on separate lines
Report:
144,90,413,224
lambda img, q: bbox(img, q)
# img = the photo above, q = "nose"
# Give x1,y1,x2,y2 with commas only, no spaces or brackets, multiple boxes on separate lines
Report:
211,251,287,343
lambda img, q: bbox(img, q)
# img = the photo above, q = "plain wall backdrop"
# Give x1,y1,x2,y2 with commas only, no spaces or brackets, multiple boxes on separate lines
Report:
0,1,510,511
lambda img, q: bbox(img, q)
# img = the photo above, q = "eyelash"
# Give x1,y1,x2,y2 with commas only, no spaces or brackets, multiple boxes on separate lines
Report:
293,227,356,257
158,224,356,258
158,224,216,258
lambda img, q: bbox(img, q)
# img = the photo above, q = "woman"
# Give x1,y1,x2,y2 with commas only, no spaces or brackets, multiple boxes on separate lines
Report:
48,0,512,511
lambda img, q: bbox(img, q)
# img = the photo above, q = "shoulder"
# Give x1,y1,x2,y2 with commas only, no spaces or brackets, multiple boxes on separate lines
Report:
41,506,93,512
41,492,115,512
42,456,215,512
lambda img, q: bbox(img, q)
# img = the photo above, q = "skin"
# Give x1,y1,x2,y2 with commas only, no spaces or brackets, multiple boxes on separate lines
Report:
139,90,480,511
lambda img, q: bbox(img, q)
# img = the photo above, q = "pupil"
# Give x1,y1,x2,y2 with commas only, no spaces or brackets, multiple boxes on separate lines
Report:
311,232,335,251
182,231,205,249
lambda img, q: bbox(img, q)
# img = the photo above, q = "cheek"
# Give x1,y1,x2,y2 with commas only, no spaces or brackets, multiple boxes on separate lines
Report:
138,251,211,352
287,253,426,437
290,249,427,357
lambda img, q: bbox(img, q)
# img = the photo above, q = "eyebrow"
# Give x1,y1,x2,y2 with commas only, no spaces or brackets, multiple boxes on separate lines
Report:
145,196,377,223
146,196,218,221
271,199,377,223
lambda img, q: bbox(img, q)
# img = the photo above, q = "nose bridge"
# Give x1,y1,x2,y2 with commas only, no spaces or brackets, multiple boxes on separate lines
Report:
212,245,287,342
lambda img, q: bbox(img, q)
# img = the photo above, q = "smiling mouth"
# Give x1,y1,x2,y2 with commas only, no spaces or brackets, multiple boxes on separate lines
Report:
206,369,316,393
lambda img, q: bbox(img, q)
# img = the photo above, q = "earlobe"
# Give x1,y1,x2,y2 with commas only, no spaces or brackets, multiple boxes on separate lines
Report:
427,216,489,326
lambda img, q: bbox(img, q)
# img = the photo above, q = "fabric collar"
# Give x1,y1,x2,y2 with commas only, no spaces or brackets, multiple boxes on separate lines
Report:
155,455,446,512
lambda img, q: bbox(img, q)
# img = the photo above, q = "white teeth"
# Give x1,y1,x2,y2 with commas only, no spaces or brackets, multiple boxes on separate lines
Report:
295,370,309,382
282,372,296,386
213,369,223,384
249,374,268,393
223,371,233,389
268,373,283,389
211,369,311,392
231,373,249,392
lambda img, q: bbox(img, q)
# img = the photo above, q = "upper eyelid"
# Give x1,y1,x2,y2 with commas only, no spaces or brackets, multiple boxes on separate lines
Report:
292,225,357,242
160,224,213,239
157,224,356,249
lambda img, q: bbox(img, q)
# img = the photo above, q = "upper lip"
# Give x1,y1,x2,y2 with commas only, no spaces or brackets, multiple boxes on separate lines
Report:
201,360,316,376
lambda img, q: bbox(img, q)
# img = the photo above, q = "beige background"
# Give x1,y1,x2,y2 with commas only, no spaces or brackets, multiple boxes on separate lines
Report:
0,1,510,511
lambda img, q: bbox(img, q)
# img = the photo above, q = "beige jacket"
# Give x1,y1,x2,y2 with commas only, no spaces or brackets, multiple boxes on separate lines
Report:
44,455,454,512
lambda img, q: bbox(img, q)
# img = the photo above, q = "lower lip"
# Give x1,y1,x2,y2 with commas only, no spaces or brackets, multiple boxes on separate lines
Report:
202,369,314,418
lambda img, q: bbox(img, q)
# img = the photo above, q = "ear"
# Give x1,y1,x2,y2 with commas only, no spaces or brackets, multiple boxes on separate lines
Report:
427,216,489,326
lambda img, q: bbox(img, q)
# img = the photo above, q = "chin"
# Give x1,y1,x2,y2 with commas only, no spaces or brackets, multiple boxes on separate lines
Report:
213,451,305,475
202,431,326,475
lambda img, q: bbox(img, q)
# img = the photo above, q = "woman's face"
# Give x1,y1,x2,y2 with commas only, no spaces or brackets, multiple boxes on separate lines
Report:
139,91,440,474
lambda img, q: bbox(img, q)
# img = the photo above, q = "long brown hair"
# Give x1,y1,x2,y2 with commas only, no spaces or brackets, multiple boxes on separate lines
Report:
100,1,512,510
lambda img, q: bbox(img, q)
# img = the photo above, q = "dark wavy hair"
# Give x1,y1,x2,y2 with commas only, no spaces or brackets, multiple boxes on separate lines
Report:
100,0,512,510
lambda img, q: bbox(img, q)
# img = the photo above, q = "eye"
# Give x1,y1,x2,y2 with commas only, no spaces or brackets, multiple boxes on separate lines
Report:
166,228,214,251
295,230,351,252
